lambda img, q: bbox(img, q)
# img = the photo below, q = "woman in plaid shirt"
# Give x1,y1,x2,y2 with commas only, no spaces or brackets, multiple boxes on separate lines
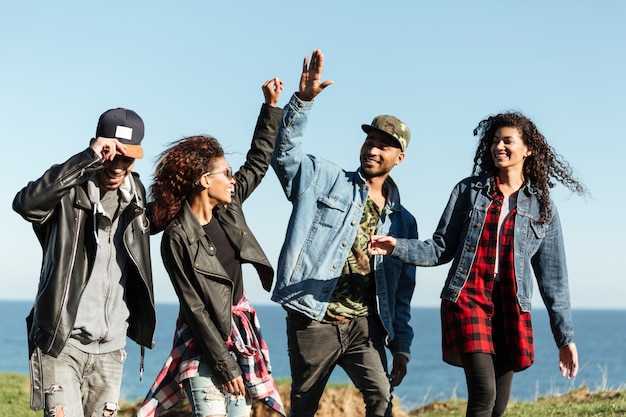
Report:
369,112,587,417
136,78,285,417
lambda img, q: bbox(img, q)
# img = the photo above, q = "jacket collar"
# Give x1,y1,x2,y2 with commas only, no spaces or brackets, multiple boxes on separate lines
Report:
473,171,537,197
177,201,208,245
383,176,402,212
85,174,136,214
355,167,403,212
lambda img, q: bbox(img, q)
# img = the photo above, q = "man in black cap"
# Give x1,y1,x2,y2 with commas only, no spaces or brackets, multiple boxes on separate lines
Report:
271,50,417,417
13,108,156,417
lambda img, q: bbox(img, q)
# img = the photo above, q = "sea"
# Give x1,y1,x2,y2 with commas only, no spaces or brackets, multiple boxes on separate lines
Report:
1,300,624,410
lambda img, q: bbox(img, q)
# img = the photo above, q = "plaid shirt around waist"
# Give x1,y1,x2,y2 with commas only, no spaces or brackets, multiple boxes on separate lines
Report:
136,293,284,416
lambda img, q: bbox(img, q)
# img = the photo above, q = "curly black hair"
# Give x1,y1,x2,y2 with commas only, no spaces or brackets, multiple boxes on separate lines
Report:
149,135,224,231
472,112,586,223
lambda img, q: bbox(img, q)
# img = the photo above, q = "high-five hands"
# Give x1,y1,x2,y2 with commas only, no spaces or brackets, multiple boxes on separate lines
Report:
263,77,284,107
297,49,334,102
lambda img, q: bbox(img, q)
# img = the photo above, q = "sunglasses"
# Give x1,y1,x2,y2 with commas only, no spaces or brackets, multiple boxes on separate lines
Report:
195,167,234,185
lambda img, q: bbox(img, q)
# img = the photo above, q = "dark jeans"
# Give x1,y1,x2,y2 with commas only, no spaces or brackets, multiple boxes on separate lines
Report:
286,310,392,417
460,352,515,417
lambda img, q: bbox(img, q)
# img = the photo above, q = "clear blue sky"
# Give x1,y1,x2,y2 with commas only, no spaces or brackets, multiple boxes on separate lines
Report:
1,1,623,309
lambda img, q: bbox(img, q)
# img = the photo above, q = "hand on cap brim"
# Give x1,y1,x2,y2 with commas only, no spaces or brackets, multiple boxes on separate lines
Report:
91,137,128,162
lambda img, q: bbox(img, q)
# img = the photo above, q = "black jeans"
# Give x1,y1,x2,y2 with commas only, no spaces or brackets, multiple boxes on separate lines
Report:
460,352,515,417
285,310,392,417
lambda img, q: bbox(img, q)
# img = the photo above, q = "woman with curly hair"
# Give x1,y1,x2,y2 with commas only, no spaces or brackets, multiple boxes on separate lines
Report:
369,112,586,417
136,78,286,417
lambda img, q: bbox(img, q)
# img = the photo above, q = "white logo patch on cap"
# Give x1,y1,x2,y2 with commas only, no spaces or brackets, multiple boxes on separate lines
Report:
115,125,133,140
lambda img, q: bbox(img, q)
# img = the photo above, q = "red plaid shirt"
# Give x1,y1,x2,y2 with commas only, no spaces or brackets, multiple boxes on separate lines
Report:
441,179,534,371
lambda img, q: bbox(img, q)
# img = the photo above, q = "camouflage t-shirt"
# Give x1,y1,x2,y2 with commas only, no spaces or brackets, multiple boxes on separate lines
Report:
323,197,381,323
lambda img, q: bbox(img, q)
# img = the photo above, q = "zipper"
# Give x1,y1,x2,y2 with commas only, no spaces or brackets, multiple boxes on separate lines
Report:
100,216,114,354
50,209,83,350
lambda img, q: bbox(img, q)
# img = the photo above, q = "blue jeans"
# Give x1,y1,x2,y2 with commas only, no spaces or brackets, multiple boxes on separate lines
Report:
286,311,393,417
39,343,125,417
183,360,251,417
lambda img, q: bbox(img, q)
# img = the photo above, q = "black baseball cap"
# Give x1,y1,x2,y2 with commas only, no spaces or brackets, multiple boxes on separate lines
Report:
95,108,145,159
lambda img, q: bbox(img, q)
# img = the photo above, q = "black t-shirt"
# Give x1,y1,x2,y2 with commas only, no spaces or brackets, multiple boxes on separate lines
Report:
202,218,243,305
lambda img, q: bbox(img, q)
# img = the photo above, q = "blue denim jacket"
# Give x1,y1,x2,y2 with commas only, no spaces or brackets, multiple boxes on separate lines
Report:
392,174,574,347
271,94,418,354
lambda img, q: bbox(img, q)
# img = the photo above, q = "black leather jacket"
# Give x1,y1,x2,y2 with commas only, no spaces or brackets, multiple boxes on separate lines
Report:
161,103,283,383
13,148,156,358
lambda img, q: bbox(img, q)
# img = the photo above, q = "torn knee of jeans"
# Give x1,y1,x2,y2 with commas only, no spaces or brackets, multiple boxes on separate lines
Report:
44,384,63,394
43,385,65,417
103,401,118,416
203,386,224,401
46,404,65,417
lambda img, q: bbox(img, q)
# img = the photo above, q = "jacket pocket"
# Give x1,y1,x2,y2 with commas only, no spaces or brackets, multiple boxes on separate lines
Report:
529,220,546,239
315,194,349,228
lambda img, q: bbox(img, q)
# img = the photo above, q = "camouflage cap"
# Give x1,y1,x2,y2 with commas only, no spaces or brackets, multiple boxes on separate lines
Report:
361,115,410,151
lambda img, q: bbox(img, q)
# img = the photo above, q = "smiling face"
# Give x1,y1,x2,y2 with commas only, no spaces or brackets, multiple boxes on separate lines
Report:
97,155,135,191
359,131,404,179
491,126,532,172
204,156,236,205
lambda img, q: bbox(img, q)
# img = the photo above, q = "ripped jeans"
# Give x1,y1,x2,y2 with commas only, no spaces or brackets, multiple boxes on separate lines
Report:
38,343,126,417
182,360,251,417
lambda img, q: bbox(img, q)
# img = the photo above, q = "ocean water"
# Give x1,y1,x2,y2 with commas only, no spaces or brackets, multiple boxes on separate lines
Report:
1,300,624,410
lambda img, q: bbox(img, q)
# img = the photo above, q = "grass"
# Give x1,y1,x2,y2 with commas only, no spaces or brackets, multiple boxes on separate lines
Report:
408,388,625,416
1,372,624,417
0,373,39,417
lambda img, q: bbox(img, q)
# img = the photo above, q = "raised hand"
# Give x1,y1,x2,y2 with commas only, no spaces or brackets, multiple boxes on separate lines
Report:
263,77,284,107
298,49,334,102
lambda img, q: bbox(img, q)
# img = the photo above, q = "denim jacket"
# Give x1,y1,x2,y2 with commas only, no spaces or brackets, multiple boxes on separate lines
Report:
270,94,418,354
392,173,574,347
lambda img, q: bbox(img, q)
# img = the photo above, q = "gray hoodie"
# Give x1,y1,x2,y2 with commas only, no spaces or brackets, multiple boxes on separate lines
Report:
68,175,135,354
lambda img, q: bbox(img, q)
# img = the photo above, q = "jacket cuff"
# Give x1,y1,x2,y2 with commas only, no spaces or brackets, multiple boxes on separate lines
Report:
555,331,575,347
214,356,242,382
391,238,409,261
260,102,285,117
290,93,314,110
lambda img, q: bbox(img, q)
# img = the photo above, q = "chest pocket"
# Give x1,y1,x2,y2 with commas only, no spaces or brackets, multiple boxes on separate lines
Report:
530,220,546,239
523,218,547,256
188,237,224,277
315,194,350,228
